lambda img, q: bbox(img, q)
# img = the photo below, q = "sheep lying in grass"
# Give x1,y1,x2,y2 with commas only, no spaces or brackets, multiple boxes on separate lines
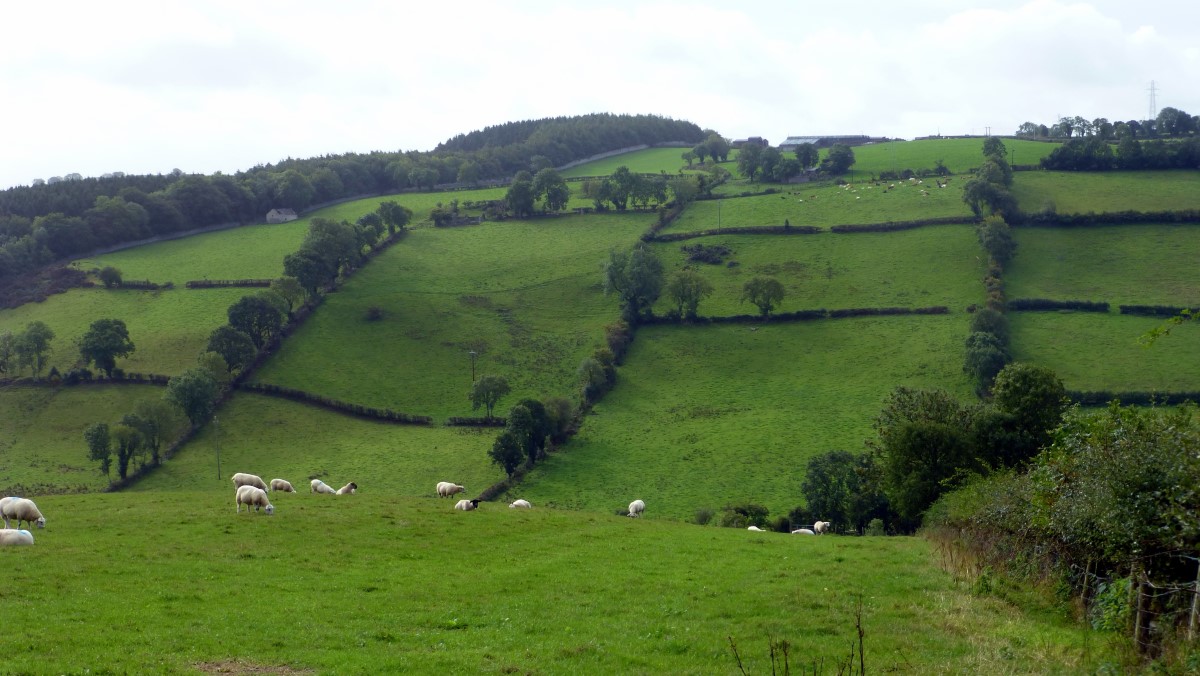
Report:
791,528,815,535
231,472,269,492
236,486,274,515
509,499,532,509
747,525,764,532
1,497,46,529
628,499,645,518
454,499,480,511
270,479,295,493
0,529,34,546
436,482,465,498
311,479,336,495
813,521,830,534
336,482,357,495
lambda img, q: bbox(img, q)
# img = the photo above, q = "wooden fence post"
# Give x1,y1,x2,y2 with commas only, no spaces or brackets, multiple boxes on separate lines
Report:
1133,568,1148,653
1189,560,1200,642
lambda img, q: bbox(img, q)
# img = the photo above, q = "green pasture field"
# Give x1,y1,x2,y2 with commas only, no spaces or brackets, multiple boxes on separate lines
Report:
668,179,973,233
133,392,505,496
0,384,166,494
560,146,695,178
651,224,986,316
1,490,1117,674
842,138,1059,179
1009,313,1200,393
251,213,653,420
73,221,309,283
1011,170,1200,214
507,316,975,521
1007,224,1200,307
0,287,245,376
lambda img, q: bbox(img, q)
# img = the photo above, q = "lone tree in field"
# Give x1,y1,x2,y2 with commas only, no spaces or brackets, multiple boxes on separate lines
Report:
165,368,220,428
78,318,135,378
532,168,570,213
470,374,511,420
604,243,665,323
664,270,714,320
741,277,785,318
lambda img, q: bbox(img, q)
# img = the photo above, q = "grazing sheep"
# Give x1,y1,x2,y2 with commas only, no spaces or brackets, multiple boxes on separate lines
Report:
509,499,532,509
231,472,269,492
310,479,336,495
0,529,34,546
235,485,274,515
436,482,466,498
1,497,46,529
454,499,480,511
747,525,764,532
813,520,830,534
791,528,815,535
335,482,358,495
270,479,295,493
628,499,645,518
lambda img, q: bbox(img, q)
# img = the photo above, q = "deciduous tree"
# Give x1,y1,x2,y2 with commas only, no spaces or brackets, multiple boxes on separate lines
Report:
604,243,665,322
227,294,283,348
165,368,220,428
740,277,785,318
14,321,55,378
78,318,135,378
664,270,713,319
470,374,511,419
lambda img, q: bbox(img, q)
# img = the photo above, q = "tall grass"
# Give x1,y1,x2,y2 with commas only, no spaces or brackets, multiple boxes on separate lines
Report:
0,490,1117,673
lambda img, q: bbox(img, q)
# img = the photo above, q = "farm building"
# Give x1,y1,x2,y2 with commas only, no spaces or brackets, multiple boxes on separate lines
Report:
778,135,882,150
731,136,770,149
266,208,298,224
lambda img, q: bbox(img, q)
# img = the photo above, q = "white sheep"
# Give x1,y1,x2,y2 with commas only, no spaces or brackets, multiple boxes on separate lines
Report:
437,482,465,498
747,525,764,532
454,499,480,511
813,521,830,534
509,499,532,509
335,482,358,495
1,497,46,529
628,499,645,518
270,479,295,493
231,472,269,492
791,528,815,535
0,529,34,546
310,479,336,495
235,485,274,515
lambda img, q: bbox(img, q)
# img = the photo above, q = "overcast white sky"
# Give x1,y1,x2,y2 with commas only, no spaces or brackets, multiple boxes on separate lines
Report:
1,0,1196,190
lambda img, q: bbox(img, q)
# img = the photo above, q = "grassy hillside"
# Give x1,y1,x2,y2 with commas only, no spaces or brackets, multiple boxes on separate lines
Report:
560,146,694,178
844,137,1059,179
1011,170,1200,214
251,213,652,419
507,316,973,520
0,491,1116,674
0,287,245,376
667,179,972,234
651,224,986,315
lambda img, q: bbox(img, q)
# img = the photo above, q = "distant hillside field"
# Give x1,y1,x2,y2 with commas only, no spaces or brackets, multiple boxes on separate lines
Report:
560,146,693,178
1011,170,1200,214
844,137,1060,178
651,224,986,315
507,315,974,520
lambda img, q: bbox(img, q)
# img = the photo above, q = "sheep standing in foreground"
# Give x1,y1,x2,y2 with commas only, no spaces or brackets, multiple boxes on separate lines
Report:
270,479,295,493
231,472,269,492
436,482,465,498
1,497,46,529
813,521,830,534
628,499,645,518
335,482,358,495
235,486,275,515
454,499,480,511
509,499,532,509
311,479,336,495
0,529,34,546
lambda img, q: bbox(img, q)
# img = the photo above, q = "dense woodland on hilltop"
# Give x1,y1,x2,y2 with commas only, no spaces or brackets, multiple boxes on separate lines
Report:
0,114,703,283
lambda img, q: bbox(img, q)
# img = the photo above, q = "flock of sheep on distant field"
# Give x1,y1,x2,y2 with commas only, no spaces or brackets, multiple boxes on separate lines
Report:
2,478,828,546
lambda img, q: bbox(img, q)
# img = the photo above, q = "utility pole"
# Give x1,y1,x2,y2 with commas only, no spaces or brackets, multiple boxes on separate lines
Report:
1148,80,1159,122
214,415,221,481
469,350,477,383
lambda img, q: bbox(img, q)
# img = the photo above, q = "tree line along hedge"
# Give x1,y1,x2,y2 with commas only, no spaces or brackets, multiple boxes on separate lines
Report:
237,382,432,425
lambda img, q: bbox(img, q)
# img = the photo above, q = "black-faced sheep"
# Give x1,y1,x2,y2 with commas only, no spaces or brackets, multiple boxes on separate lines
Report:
270,479,295,493
436,482,465,498
1,497,46,529
231,472,269,492
335,482,357,495
628,499,645,518
454,499,480,511
310,479,336,495
509,499,532,509
0,529,34,546
235,485,274,515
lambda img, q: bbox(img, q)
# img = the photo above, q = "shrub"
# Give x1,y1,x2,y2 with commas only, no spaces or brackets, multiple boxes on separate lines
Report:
864,518,886,536
719,503,769,528
694,508,715,526
98,266,123,288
